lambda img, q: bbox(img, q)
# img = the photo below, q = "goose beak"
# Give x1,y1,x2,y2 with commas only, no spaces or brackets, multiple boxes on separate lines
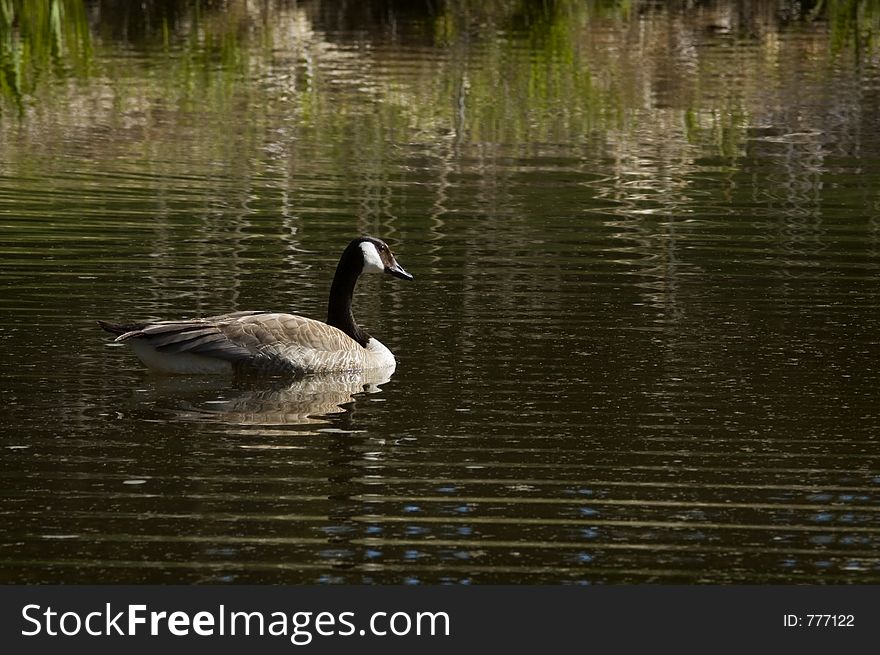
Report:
387,260,413,281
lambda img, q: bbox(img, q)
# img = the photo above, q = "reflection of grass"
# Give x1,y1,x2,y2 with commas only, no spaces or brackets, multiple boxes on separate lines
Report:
1,0,876,158
0,0,264,113
411,0,634,144
821,0,880,54
0,0,91,112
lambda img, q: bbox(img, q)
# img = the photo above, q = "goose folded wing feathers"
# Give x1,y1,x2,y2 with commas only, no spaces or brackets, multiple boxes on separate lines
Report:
117,312,361,364
118,318,256,363
229,314,362,353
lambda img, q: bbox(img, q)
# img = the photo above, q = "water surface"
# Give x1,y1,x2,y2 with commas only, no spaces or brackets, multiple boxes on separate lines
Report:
1,0,880,583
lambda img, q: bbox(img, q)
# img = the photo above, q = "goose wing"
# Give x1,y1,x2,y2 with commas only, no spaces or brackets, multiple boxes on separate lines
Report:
222,312,361,355
113,311,361,364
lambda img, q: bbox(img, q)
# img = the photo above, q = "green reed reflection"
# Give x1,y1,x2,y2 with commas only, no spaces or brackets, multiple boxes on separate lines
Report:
0,0,91,111
824,0,880,52
2,0,879,155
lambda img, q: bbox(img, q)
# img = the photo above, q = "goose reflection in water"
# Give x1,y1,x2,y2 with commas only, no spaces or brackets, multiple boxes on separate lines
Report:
149,367,393,427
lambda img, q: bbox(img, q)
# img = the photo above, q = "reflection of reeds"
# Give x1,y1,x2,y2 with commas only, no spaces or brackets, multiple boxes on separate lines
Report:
3,1,877,142
824,0,880,54
1,0,877,245
0,0,92,112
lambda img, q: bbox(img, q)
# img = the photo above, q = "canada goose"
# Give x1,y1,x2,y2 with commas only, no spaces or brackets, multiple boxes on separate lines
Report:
98,236,412,375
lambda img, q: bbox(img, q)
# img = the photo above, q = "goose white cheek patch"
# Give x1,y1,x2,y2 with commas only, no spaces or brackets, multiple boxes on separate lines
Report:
360,241,385,274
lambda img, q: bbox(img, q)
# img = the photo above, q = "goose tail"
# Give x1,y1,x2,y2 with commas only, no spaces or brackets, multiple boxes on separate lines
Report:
97,320,145,341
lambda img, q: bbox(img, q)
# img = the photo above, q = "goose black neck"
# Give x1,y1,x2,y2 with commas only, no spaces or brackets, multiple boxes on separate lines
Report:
326,243,371,347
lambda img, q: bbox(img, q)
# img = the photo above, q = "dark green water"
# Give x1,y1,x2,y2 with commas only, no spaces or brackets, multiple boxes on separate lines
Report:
2,0,880,583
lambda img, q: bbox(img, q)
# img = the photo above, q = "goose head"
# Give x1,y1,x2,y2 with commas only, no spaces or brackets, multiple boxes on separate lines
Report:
356,236,413,281
326,236,412,347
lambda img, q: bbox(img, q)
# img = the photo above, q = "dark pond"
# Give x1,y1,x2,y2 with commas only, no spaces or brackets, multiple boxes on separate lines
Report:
2,0,880,583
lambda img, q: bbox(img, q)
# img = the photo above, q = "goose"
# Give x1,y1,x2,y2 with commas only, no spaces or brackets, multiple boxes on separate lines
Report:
98,236,413,375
